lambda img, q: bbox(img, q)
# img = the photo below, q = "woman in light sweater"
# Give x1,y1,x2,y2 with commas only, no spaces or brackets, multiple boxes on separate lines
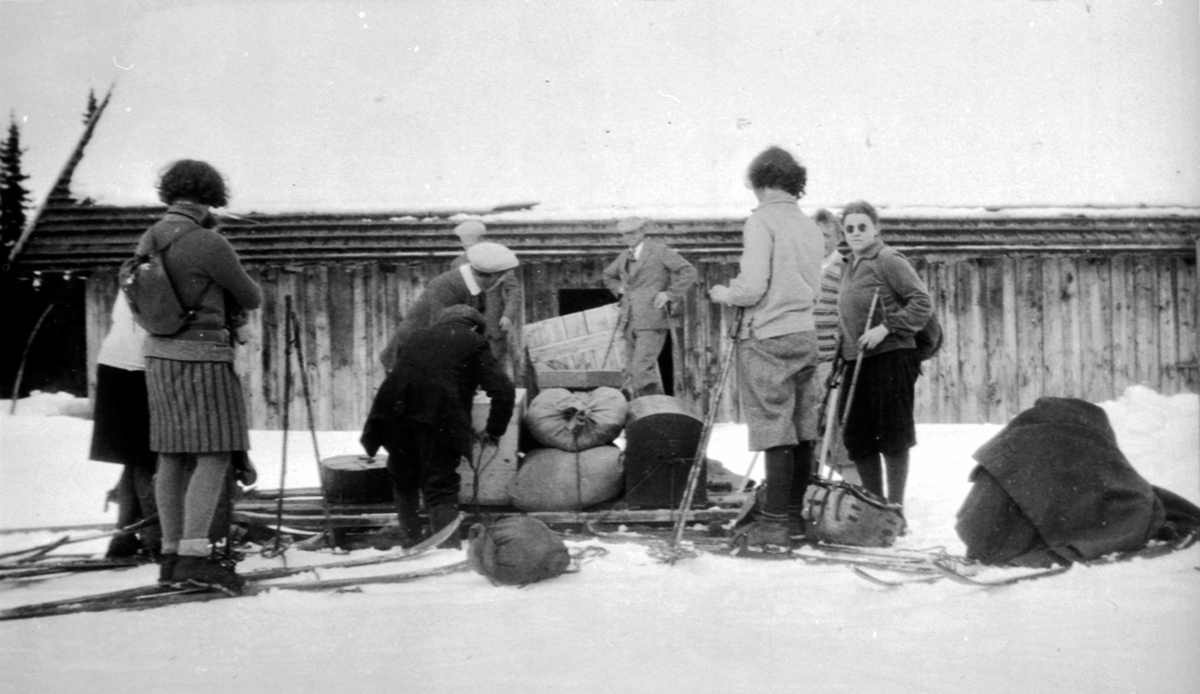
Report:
709,146,825,549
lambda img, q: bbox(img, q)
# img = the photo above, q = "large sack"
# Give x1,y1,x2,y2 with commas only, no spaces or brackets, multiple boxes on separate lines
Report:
508,445,623,512
467,516,571,586
955,397,1169,567
523,387,627,451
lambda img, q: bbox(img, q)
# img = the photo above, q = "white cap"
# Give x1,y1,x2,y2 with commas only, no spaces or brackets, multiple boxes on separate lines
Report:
466,242,519,273
454,220,487,244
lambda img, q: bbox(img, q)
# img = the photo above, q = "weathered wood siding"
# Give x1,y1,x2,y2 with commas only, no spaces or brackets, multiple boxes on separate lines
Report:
85,247,1197,430
68,211,1198,430
912,254,1197,424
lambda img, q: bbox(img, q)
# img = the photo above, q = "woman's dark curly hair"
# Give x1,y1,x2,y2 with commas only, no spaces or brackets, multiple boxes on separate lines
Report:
746,146,806,197
157,159,229,207
840,200,879,227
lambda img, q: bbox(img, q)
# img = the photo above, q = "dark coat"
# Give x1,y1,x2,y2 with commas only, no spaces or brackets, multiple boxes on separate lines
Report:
379,266,482,371
362,311,515,459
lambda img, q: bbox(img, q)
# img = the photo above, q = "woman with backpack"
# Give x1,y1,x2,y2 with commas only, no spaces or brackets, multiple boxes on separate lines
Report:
137,159,262,594
836,200,932,521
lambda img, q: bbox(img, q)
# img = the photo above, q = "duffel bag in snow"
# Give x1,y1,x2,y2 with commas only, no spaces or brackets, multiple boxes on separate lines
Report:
802,479,905,547
467,516,571,586
507,445,623,512
523,387,627,451
955,397,1175,567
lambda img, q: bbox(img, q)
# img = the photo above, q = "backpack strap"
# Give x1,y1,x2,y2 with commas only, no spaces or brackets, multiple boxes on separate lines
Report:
153,224,212,320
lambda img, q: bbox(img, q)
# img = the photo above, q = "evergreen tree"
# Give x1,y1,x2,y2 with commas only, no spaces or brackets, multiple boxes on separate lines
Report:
0,115,31,251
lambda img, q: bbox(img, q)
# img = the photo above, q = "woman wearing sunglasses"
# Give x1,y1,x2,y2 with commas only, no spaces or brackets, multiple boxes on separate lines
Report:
836,201,933,529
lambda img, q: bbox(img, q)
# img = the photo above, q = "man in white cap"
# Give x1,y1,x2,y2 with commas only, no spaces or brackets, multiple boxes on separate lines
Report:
449,220,523,376
602,217,696,398
379,241,520,372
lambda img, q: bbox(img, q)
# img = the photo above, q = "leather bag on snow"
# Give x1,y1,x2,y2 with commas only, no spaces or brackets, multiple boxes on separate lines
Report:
801,479,905,548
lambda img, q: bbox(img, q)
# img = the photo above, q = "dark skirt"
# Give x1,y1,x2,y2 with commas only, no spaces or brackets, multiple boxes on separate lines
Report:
90,364,156,468
839,348,921,460
146,358,250,453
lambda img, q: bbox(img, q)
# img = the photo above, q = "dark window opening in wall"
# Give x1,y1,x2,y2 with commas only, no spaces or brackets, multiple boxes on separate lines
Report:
557,288,614,316
556,288,674,396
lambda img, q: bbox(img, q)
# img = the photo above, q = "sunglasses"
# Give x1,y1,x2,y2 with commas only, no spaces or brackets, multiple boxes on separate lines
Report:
845,223,873,233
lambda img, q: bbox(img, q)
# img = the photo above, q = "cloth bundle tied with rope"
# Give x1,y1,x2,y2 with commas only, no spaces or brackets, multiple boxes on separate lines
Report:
523,387,627,451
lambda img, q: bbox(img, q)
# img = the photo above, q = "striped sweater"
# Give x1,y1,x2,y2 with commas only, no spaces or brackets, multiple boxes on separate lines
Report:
815,254,845,362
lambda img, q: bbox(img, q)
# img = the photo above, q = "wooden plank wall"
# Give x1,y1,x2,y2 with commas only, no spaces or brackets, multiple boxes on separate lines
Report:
912,254,1198,424
84,249,1197,430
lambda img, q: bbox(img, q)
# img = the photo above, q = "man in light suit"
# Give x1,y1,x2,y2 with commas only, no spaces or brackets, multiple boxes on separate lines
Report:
602,217,697,398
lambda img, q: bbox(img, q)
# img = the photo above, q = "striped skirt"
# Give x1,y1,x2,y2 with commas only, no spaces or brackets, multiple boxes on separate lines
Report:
145,358,250,453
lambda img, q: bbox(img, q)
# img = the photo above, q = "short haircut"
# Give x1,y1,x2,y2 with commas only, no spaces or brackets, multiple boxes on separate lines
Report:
840,200,879,227
157,159,229,207
746,146,807,197
814,208,843,233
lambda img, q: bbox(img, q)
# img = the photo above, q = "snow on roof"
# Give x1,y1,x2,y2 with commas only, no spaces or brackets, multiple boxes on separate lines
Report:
58,0,1200,216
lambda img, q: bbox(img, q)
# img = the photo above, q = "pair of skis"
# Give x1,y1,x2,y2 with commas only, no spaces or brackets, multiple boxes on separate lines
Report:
0,515,467,621
584,523,958,577
579,523,1195,588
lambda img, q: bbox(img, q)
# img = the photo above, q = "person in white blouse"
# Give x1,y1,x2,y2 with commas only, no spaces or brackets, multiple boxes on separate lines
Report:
89,292,160,559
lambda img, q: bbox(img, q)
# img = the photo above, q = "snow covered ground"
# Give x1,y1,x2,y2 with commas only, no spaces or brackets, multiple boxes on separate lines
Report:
0,387,1197,694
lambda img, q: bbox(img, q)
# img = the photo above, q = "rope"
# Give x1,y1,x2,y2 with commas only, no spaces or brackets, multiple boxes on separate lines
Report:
468,441,501,526
563,545,609,573
572,429,584,514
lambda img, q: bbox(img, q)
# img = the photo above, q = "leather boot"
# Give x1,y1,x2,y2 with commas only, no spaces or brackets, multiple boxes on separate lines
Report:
787,441,817,539
740,512,791,550
370,490,423,550
428,504,462,549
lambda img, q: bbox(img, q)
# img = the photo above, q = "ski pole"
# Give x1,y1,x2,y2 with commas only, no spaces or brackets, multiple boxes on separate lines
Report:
816,362,846,478
267,297,296,558
600,299,623,370
669,306,744,555
815,332,846,477
288,301,338,549
839,290,880,435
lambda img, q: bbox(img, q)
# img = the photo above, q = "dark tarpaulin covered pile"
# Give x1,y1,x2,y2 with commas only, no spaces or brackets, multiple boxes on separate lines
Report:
956,397,1199,567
